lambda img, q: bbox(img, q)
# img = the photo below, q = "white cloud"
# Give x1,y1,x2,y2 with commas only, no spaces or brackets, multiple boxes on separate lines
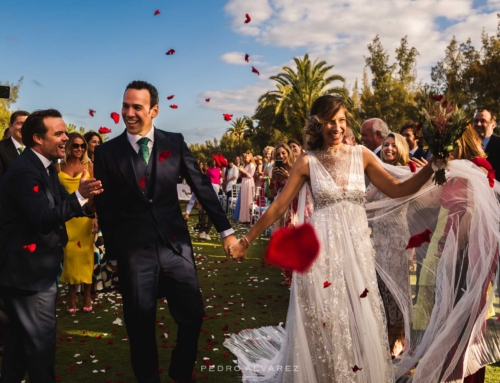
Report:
219,51,265,66
216,0,500,115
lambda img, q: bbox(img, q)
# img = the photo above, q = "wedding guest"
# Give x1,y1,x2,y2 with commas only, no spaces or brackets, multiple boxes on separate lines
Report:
400,121,425,160
360,118,389,157
370,131,411,356
412,125,493,382
262,146,274,201
199,161,206,174
58,133,97,313
0,110,30,180
343,127,357,146
381,132,410,166
473,109,500,181
269,142,297,287
235,156,242,184
83,131,103,163
237,152,256,224
254,155,264,184
224,158,239,213
287,139,304,158
206,159,221,194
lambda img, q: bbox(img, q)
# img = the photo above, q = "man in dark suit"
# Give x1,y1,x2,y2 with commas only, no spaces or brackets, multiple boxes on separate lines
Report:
0,109,102,383
94,81,237,383
0,110,30,180
360,118,389,158
400,121,426,160
473,109,500,181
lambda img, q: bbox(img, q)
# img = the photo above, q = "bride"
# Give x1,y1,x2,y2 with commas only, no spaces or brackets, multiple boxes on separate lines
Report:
225,95,440,383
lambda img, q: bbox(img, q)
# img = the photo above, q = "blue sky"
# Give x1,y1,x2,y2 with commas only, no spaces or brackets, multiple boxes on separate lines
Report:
1,0,499,143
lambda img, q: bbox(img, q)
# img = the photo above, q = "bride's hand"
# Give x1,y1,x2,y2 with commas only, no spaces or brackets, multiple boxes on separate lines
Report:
229,239,248,262
412,157,428,168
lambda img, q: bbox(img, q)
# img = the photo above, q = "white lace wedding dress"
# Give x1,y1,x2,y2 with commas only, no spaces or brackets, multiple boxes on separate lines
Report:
224,146,394,383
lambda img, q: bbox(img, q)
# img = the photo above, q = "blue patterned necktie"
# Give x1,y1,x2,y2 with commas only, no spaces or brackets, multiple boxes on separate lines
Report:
137,137,150,164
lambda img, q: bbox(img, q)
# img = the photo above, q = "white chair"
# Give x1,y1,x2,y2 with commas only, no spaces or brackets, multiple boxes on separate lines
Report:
251,186,269,225
228,184,241,216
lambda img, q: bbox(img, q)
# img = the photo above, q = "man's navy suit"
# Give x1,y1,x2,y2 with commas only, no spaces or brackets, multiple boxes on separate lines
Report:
94,129,232,383
0,148,89,383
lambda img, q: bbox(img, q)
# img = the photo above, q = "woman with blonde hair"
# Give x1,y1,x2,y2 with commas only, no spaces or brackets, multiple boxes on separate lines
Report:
58,133,97,313
381,132,410,166
237,152,256,224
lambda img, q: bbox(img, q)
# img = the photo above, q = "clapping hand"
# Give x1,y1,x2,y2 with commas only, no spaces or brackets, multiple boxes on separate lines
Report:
412,157,428,168
78,169,103,199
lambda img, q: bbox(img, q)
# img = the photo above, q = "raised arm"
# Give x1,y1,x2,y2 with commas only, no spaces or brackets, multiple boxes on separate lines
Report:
363,147,434,199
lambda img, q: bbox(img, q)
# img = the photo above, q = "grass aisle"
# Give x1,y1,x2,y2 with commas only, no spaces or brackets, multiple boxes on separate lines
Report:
20,210,500,382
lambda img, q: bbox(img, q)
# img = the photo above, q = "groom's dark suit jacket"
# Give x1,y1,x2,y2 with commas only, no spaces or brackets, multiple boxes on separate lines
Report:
0,149,86,291
94,129,231,268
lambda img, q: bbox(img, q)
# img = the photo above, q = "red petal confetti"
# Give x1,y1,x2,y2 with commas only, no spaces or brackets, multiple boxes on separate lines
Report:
170,104,178,109
245,54,249,62
110,112,120,124
265,223,320,272
406,229,432,249
205,98,210,102
89,109,96,117
352,365,363,372
223,114,233,122
472,157,496,188
360,288,369,298
408,161,417,173
166,49,176,55
70,365,76,371
158,150,172,162
431,95,444,102
167,95,175,100
322,322,326,328
106,364,112,370
107,339,114,345
98,127,112,134
77,241,81,248
251,66,260,75
23,244,36,253
323,281,332,288
244,13,251,23
56,377,61,382
154,9,160,15
33,185,39,193
222,324,228,331
138,176,146,188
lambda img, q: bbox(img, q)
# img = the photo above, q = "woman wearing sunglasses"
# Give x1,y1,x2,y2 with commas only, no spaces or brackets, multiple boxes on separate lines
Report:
58,132,98,314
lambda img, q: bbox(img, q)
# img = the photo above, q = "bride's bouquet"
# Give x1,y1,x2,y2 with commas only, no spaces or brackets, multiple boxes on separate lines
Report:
420,95,469,186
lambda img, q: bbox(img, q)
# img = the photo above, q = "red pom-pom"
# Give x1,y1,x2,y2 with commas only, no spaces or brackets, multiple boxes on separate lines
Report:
265,223,320,273
408,161,417,173
212,154,222,168
218,154,228,167
406,229,432,249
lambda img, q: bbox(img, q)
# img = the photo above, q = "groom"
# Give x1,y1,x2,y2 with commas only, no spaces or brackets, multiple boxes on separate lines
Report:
94,80,237,383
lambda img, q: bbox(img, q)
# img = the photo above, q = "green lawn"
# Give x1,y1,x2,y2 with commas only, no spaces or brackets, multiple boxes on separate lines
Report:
3,207,500,382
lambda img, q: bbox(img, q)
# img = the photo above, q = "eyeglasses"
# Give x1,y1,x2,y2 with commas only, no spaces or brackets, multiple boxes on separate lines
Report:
72,143,87,149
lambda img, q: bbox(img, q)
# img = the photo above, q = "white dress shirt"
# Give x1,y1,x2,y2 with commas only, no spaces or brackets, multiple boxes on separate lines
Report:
125,127,234,238
225,165,239,192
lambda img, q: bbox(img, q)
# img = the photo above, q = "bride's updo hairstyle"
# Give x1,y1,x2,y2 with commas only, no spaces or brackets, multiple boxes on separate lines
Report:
305,95,351,150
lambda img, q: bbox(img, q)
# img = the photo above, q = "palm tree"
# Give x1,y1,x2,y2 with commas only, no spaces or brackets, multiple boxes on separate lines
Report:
226,117,249,156
254,53,349,141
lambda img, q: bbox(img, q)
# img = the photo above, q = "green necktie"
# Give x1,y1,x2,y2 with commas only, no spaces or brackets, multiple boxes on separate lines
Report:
137,137,150,164
18,146,25,154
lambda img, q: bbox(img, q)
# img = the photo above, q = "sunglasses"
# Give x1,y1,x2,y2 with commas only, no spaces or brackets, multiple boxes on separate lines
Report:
72,143,87,149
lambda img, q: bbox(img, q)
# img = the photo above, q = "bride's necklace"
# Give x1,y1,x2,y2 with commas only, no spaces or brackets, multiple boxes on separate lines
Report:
325,144,345,156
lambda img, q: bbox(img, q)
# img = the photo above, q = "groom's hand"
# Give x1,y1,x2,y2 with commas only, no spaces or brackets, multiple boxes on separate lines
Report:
222,234,238,258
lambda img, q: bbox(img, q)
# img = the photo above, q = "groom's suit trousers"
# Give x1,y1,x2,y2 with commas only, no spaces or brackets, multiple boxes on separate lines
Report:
121,238,204,383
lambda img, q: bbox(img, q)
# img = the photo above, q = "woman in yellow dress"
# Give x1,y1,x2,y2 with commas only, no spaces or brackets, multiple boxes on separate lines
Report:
58,133,97,313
